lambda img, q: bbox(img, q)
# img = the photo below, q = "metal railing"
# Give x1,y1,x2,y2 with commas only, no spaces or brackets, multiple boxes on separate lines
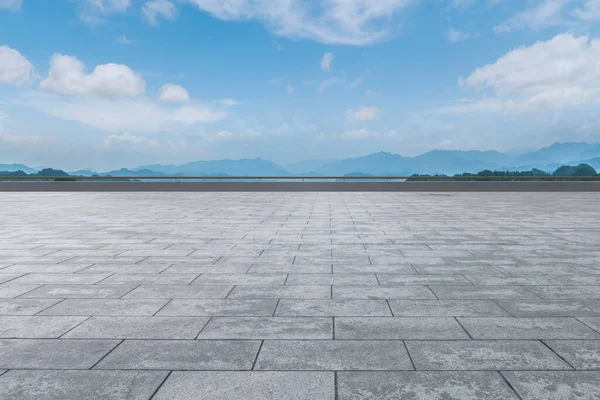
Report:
1,176,599,182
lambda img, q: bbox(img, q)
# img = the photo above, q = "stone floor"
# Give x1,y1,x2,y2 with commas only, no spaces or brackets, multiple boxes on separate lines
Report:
0,192,599,399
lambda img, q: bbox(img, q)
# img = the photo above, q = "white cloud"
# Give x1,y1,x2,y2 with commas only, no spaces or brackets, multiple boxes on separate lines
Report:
218,98,242,106
446,28,471,43
40,54,145,99
342,128,370,139
143,0,177,25
493,0,570,32
0,131,49,146
184,0,414,45
159,83,190,103
79,0,131,24
104,132,159,148
0,46,37,87
119,35,133,45
573,0,600,20
456,33,600,112
449,0,476,8
286,85,295,95
317,77,339,93
321,52,334,71
205,130,233,142
0,0,22,11
348,105,381,121
26,93,226,133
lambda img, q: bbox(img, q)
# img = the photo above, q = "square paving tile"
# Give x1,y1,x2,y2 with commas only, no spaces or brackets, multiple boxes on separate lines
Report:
458,317,600,339
198,317,333,339
335,317,469,339
502,371,600,400
275,300,392,316
389,300,509,317
0,316,87,338
39,299,169,316
157,299,278,316
544,340,600,369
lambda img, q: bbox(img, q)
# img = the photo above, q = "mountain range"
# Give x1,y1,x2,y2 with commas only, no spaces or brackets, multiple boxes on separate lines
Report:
3,142,600,176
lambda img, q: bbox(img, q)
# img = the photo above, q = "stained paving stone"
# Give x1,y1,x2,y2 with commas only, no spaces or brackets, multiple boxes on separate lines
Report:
123,285,233,299
285,274,379,286
0,316,87,338
39,299,169,316
0,299,61,315
429,286,539,299
333,286,436,299
158,299,278,316
458,317,600,339
255,340,413,370
96,339,261,370
496,300,600,317
0,274,22,284
389,300,509,317
502,371,600,400
192,274,287,285
333,264,417,274
463,275,564,285
228,285,331,299
377,274,472,285
406,340,570,370
0,339,119,369
275,300,392,316
20,284,134,299
198,317,333,339
577,317,600,332
152,371,334,400
0,284,41,298
525,286,600,299
0,370,168,400
337,371,520,400
63,316,210,339
544,340,600,369
335,317,469,339
9,273,110,285
98,273,198,285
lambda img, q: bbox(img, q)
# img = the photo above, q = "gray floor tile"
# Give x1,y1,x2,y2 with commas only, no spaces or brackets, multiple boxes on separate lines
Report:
544,340,600,369
458,317,600,339
335,317,469,339
389,300,509,316
63,316,210,339
158,299,278,316
338,371,520,400
378,274,472,285
0,370,167,400
96,339,261,370
228,285,331,299
0,316,87,338
255,340,413,370
0,299,61,315
285,274,379,286
0,284,41,298
430,285,539,299
0,339,119,369
275,300,392,316
192,274,287,285
198,317,333,339
9,273,110,285
503,371,600,400
39,299,169,316
99,273,198,285
152,371,334,400
496,300,600,317
333,286,436,299
21,285,134,299
464,275,564,285
578,317,600,332
123,285,233,299
406,340,570,370
525,286,600,299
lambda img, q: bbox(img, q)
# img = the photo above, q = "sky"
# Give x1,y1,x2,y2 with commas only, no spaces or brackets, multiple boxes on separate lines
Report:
2,0,600,171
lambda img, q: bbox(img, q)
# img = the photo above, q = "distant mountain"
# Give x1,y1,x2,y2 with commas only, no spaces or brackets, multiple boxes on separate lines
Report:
138,158,288,176
516,142,600,165
0,164,37,174
285,159,334,174
99,168,166,177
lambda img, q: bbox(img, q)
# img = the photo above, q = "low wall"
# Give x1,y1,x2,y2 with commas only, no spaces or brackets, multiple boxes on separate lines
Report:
1,182,599,191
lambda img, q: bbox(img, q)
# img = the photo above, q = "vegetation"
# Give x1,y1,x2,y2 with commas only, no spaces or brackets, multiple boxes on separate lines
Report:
408,164,598,181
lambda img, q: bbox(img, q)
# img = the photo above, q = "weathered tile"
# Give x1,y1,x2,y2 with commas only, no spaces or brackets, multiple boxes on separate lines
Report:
0,284,41,299
338,371,520,400
9,274,109,285
389,300,509,317
544,340,600,369
255,340,413,370
158,299,278,316
0,316,87,338
430,285,538,299
0,370,167,400
0,299,61,315
193,274,287,285
502,371,600,400
152,371,334,400
525,286,600,299
458,317,600,339
286,274,379,286
40,298,169,316
99,273,198,285
276,300,392,316
377,274,472,285
63,316,209,339
198,317,333,339
496,300,600,317
335,317,469,339
464,275,564,285
21,285,133,299
0,339,119,369
333,286,436,299
228,285,331,299
123,285,232,299
406,340,570,370
96,339,261,370
578,317,600,332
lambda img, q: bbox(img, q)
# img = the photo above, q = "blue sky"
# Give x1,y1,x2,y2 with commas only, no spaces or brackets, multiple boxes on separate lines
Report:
1,0,600,170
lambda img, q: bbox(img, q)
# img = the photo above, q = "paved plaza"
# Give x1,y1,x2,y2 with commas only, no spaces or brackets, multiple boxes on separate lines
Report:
0,191,600,399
